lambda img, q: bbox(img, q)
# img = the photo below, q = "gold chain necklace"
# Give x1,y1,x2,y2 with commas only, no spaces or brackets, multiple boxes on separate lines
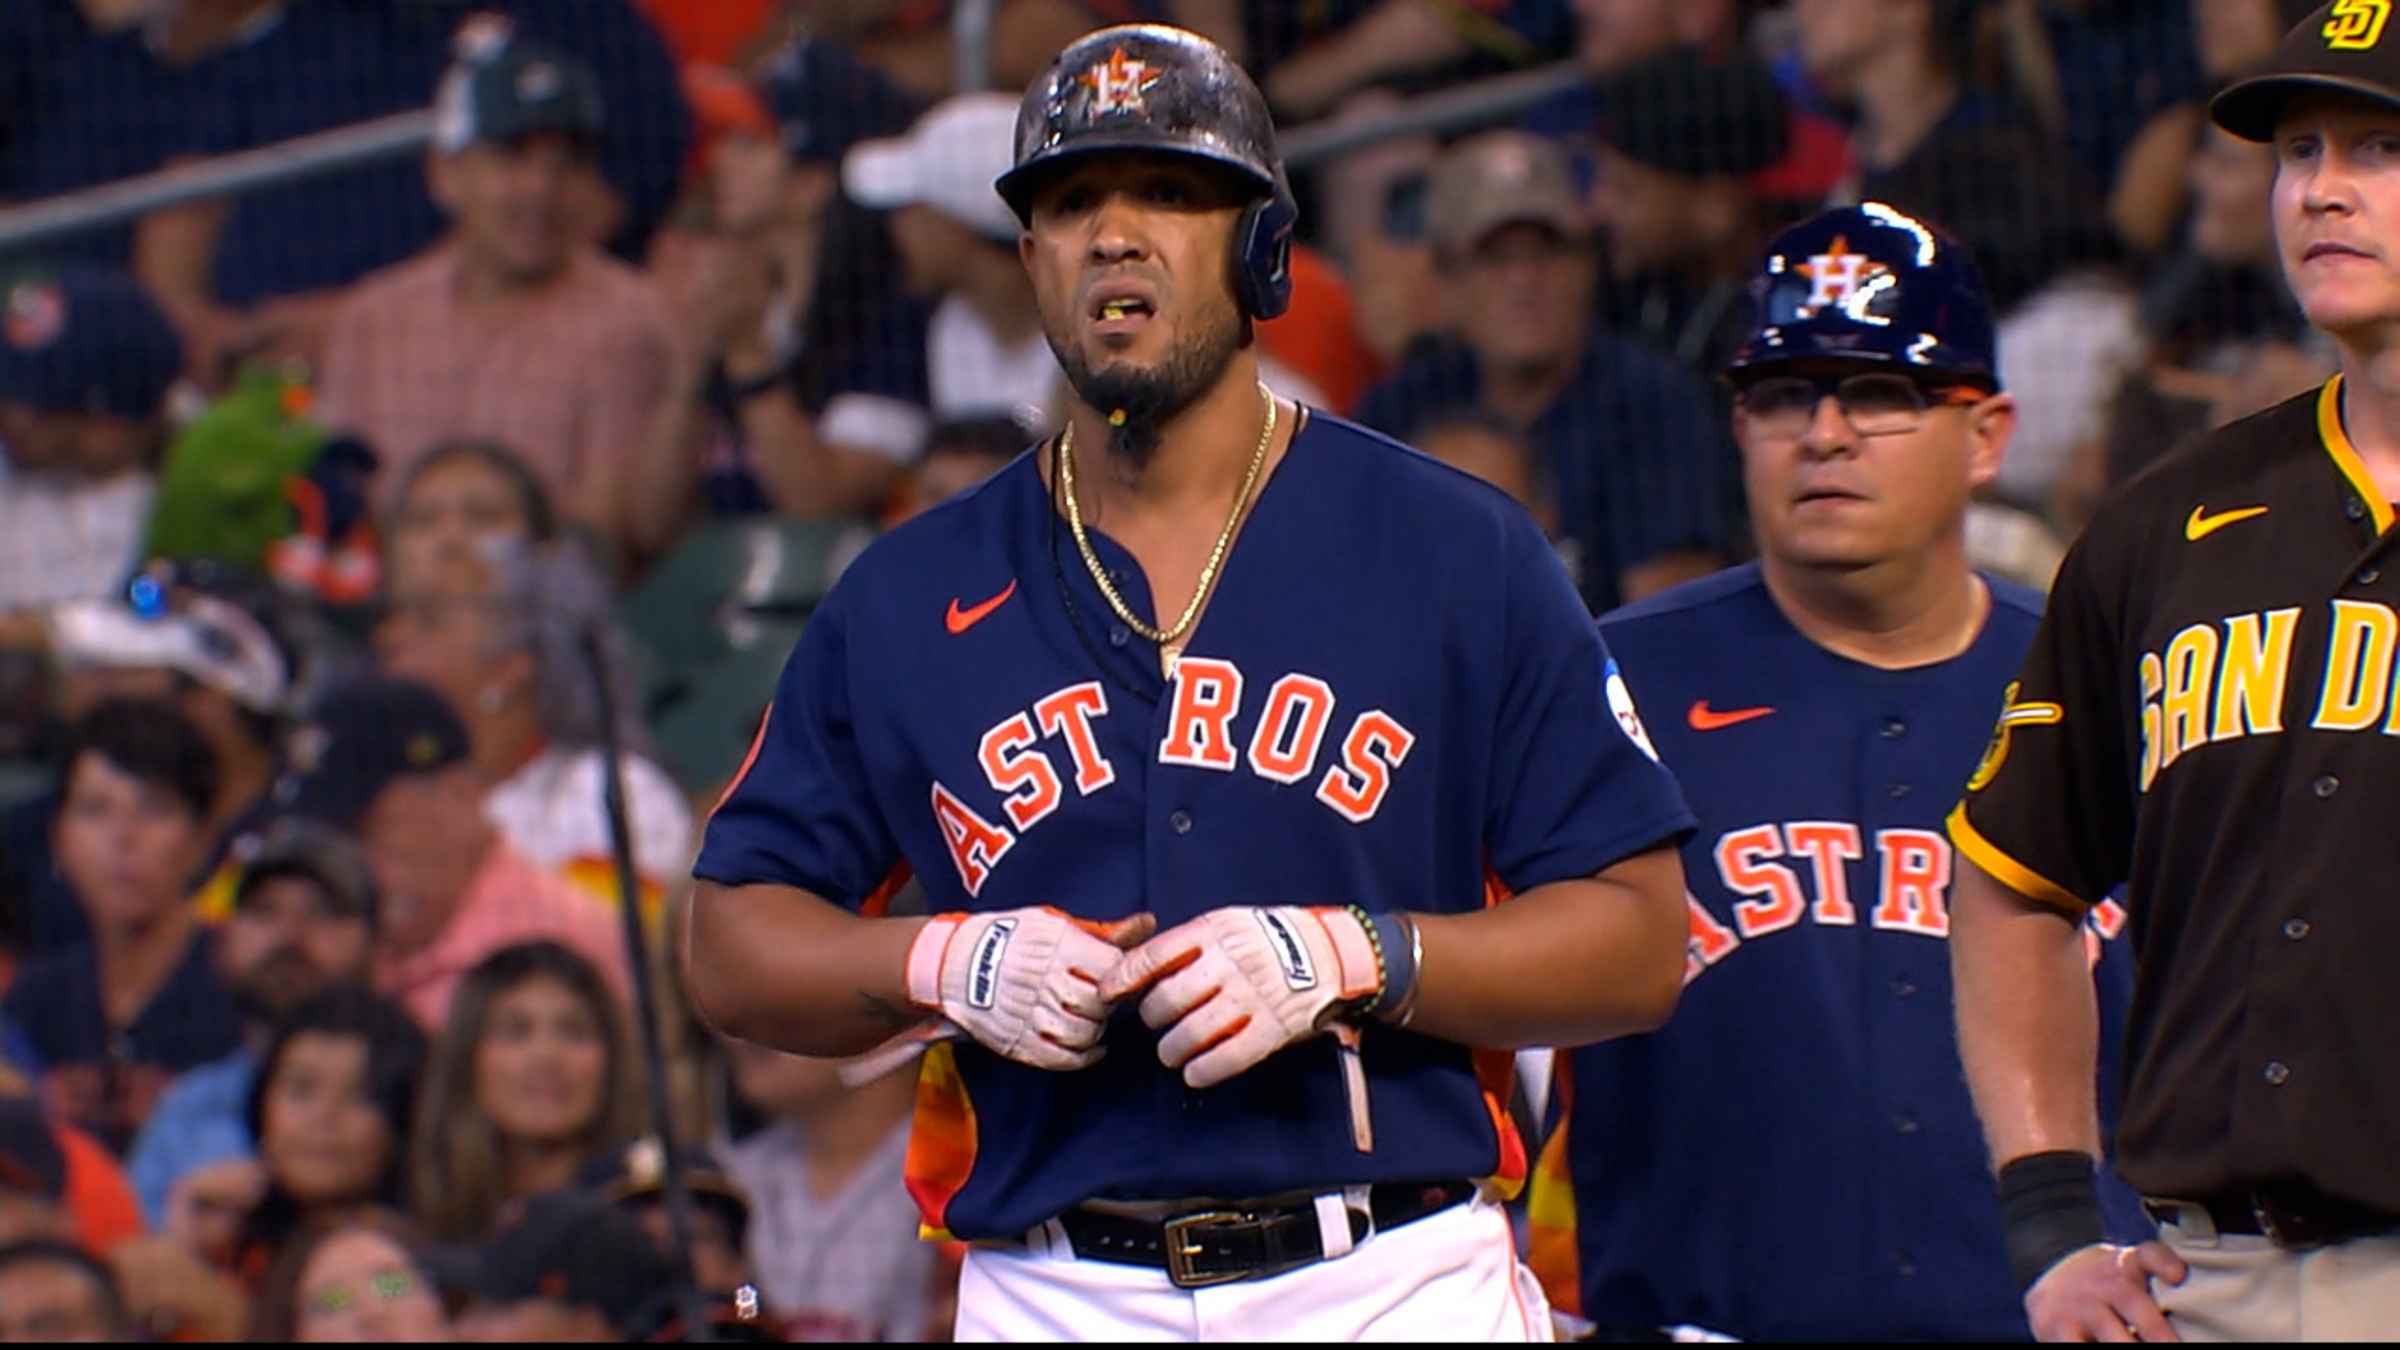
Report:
1056,383,1276,647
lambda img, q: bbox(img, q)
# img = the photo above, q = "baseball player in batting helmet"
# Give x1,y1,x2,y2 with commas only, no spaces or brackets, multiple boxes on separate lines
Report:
686,22,1695,1341
1525,202,2149,1340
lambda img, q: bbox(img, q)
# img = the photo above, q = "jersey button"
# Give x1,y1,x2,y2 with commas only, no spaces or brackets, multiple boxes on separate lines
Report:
1169,809,1193,835
1894,1114,1920,1135
1894,1252,1917,1277
1881,718,1907,739
2313,774,2340,799
2264,1060,2291,1086
2349,497,2369,522
2362,567,2384,586
1887,782,1911,799
2285,918,2311,941
1893,978,1918,998
1107,624,1130,648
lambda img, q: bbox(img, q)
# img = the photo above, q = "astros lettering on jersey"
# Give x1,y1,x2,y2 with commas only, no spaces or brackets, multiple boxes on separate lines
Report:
1530,565,2147,1340
697,412,1694,1241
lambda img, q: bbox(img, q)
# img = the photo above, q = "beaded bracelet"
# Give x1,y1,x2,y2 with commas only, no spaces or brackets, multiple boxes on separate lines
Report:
1345,906,1421,1023
1345,903,1389,1010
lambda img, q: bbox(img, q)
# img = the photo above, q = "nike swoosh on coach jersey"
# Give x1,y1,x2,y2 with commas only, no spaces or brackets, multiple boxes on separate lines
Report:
945,580,1018,635
2185,504,2269,541
1687,700,1776,731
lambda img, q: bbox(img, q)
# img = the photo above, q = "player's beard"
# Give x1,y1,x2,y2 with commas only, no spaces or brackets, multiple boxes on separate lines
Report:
1050,296,1245,471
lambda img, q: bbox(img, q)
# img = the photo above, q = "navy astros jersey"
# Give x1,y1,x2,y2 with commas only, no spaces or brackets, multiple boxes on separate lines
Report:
695,411,1694,1241
1532,564,2146,1340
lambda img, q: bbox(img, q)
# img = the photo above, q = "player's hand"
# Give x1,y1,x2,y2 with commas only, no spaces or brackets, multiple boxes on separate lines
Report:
1100,906,1382,1088
2025,1241,2187,1342
904,907,1156,1071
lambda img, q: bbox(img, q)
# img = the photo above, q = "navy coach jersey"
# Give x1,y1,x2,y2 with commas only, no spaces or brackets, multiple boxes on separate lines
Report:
695,411,1694,1241
1532,564,2145,1340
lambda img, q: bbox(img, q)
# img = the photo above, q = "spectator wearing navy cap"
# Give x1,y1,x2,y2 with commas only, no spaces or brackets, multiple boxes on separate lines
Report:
271,675,629,1031
124,819,377,1239
0,699,242,1154
0,269,182,612
313,27,684,566
1587,49,1796,381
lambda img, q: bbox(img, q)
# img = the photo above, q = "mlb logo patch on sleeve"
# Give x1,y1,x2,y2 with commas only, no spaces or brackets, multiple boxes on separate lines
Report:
1606,659,1662,762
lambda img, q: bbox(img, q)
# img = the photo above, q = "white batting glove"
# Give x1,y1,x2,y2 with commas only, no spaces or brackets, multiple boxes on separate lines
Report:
1100,906,1383,1088
904,908,1156,1071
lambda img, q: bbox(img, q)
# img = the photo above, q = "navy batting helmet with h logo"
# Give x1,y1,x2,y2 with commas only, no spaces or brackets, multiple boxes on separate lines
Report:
1727,202,2001,391
995,25,1297,321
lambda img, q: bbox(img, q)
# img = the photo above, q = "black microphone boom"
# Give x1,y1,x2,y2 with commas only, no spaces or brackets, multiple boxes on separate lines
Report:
582,623,713,1343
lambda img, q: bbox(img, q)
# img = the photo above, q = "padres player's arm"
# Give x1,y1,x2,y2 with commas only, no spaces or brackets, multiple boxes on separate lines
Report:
1951,860,2104,1165
1945,538,2185,1339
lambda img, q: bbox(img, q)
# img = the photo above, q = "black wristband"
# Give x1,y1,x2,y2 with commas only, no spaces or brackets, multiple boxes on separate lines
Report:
1364,911,1416,1017
1997,1150,2107,1292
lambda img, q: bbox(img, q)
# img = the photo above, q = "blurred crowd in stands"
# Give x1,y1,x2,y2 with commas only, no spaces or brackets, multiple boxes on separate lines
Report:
0,0,2328,1339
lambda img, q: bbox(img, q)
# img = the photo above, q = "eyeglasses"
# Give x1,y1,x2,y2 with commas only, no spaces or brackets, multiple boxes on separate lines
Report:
1736,372,1987,440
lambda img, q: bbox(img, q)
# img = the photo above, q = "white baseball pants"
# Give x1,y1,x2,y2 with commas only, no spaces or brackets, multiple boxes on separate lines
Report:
952,1189,1555,1341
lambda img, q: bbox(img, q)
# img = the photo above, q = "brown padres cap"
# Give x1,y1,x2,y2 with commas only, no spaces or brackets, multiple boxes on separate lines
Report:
2212,0,2400,141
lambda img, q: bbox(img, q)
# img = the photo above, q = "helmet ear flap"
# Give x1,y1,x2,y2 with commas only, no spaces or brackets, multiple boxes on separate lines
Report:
1232,192,1297,320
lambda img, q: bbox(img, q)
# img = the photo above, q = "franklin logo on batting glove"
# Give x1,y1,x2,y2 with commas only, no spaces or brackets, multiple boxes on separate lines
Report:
968,918,1016,1009
905,907,1155,1071
1103,906,1381,1089
1256,909,1317,988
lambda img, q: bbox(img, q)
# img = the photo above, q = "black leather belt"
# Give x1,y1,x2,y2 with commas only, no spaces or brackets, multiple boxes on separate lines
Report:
1054,1180,1475,1288
2145,1183,2400,1249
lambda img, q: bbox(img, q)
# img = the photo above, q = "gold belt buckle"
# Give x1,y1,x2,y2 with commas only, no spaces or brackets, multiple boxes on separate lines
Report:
1161,1210,1250,1289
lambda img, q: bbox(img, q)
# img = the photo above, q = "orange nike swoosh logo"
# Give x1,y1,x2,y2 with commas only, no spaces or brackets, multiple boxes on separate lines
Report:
944,580,1018,635
2185,504,2269,541
1688,700,1775,731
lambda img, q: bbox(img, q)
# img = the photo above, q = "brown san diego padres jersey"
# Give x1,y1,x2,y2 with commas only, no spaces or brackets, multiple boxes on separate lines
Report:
1948,376,2400,1212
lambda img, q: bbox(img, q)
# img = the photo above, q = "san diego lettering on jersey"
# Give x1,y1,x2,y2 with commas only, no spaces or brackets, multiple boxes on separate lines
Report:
2127,599,2400,791
1949,378,2400,1218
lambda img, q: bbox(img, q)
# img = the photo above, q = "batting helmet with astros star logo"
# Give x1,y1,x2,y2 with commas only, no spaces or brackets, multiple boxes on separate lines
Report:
994,24,1297,320
1726,201,2001,391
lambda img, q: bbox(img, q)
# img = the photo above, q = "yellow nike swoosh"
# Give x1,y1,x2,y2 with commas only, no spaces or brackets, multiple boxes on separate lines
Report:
2186,505,2269,541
